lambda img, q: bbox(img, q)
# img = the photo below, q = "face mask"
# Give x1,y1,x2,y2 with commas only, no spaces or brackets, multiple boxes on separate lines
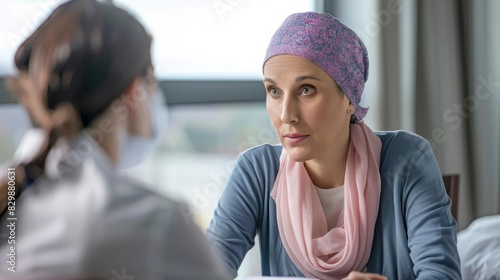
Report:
118,88,168,169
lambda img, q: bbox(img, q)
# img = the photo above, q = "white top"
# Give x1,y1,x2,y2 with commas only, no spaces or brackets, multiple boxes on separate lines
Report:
0,132,229,280
315,185,345,230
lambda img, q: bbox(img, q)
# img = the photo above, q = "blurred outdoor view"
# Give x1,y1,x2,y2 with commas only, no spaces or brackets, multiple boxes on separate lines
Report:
0,102,278,228
124,103,278,229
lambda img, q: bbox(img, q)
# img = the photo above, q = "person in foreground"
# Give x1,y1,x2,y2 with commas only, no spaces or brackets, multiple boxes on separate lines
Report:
0,0,229,279
206,12,461,280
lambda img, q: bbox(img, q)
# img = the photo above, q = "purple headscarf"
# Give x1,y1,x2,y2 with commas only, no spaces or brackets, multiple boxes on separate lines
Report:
263,12,369,122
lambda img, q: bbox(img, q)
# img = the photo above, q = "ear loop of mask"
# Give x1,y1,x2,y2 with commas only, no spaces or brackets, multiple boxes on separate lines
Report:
118,86,168,169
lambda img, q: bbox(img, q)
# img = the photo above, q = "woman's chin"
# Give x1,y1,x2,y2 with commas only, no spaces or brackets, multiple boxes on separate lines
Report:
283,146,312,162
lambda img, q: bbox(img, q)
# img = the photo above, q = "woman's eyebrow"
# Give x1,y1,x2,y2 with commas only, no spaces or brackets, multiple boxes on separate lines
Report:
296,75,321,82
263,78,276,84
263,76,321,83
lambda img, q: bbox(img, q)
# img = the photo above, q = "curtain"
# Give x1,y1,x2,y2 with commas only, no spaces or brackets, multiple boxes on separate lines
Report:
329,0,500,229
376,0,500,229
468,0,500,218
413,0,474,228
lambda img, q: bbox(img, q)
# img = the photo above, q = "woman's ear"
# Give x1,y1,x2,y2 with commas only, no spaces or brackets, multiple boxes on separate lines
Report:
347,101,357,123
122,77,153,137
121,78,143,111
346,98,355,115
348,105,355,115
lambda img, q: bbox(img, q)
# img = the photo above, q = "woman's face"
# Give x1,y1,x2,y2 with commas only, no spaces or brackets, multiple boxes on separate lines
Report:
263,55,353,162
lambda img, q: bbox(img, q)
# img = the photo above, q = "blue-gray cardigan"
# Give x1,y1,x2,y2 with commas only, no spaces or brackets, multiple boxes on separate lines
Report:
206,131,461,279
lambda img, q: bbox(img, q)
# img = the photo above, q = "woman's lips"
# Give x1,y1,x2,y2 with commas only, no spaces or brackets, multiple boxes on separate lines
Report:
283,134,309,144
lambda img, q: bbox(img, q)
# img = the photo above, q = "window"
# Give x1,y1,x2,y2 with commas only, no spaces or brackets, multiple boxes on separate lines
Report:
0,0,65,75
114,0,318,80
124,103,278,226
0,105,31,164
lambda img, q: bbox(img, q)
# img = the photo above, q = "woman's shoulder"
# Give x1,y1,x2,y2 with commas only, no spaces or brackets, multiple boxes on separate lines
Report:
218,144,283,190
238,143,282,165
374,130,437,181
375,130,429,148
375,130,432,158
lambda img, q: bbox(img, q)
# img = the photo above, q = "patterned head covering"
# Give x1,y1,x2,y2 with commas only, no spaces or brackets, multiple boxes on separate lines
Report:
263,12,369,122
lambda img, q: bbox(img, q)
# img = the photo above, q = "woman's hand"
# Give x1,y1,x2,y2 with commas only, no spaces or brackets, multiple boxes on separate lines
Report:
342,271,387,280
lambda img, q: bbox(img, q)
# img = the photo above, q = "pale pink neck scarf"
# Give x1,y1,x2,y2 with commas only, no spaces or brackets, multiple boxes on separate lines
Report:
270,122,382,279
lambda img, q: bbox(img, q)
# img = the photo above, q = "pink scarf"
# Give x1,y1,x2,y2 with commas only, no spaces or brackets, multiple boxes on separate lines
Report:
270,122,382,279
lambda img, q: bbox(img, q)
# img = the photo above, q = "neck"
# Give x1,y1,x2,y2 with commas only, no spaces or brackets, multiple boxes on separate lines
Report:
304,125,350,189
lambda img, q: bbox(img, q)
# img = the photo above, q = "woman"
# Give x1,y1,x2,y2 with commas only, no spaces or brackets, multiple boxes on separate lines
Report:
0,1,228,279
206,12,461,279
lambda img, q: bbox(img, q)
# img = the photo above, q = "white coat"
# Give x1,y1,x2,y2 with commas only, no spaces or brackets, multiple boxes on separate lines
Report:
0,131,229,280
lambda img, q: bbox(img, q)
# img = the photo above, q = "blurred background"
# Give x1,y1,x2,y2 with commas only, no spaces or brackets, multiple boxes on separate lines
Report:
0,0,499,278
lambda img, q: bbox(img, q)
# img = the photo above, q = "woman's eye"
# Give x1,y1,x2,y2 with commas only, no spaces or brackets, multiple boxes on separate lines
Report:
300,86,315,95
268,87,280,97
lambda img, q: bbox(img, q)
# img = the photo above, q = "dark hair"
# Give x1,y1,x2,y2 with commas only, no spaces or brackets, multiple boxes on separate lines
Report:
2,0,153,195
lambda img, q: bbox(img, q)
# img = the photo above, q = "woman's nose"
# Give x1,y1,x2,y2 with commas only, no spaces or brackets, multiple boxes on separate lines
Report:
280,95,299,124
